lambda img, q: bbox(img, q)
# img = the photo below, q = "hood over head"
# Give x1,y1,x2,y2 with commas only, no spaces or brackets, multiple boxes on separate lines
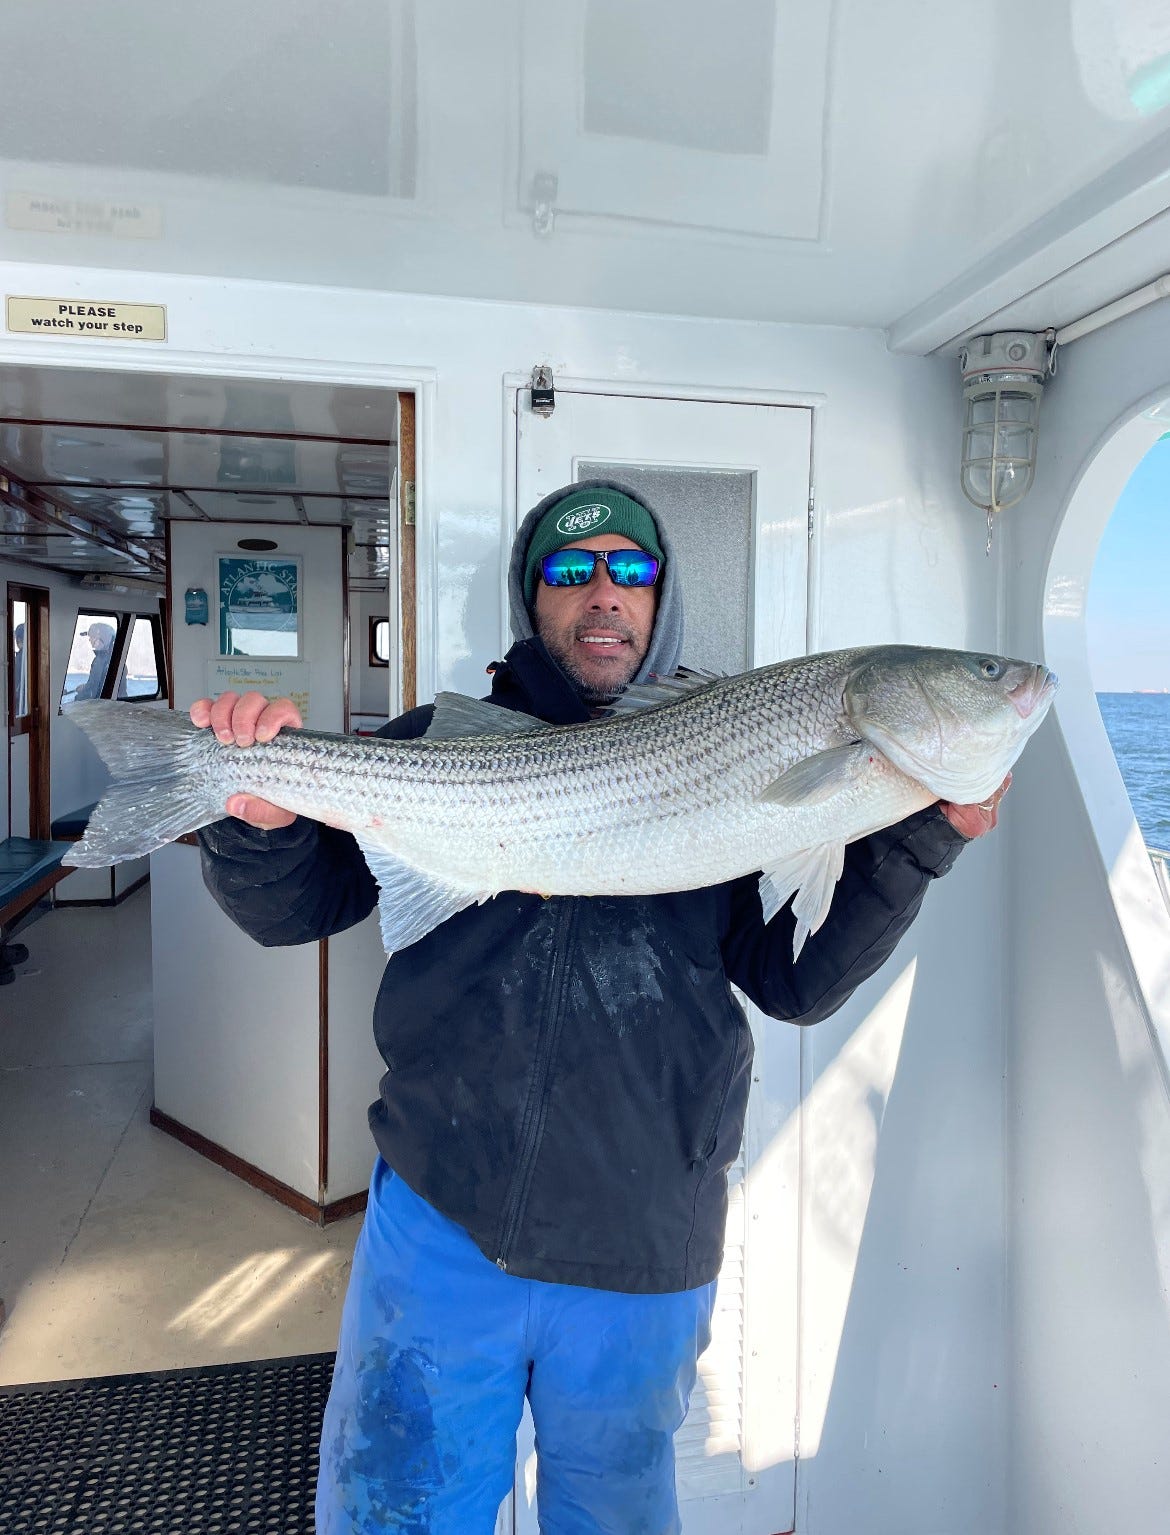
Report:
507,477,685,686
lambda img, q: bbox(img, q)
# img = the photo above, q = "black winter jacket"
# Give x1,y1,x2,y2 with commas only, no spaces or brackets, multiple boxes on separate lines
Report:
198,637,965,1293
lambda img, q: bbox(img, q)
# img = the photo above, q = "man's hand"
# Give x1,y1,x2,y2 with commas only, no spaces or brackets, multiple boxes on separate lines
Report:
939,772,1012,840
189,691,302,830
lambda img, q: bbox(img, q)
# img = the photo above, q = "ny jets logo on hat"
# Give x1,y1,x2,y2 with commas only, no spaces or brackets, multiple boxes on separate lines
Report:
556,504,611,537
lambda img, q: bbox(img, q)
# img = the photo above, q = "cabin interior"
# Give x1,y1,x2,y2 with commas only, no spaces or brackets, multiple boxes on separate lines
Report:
2,4,1170,1533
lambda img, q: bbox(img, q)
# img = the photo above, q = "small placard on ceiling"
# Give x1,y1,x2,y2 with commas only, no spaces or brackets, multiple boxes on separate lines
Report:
6,193,163,239
5,295,167,341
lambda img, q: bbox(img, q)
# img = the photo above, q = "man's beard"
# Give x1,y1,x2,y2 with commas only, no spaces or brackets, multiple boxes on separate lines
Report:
543,623,645,705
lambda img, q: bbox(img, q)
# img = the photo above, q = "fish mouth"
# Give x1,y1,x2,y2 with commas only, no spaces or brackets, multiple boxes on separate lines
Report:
1007,665,1058,719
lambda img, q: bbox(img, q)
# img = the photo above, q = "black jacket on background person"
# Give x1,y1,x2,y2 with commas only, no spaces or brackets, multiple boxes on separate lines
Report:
198,633,966,1295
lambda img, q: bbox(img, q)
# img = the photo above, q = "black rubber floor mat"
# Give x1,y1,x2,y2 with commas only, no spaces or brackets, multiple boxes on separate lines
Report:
0,1351,336,1534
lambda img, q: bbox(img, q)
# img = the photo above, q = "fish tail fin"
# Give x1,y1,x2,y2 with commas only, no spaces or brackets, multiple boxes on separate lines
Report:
64,702,223,866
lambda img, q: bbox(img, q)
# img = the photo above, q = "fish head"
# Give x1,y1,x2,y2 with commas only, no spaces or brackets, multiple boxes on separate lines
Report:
843,645,1058,803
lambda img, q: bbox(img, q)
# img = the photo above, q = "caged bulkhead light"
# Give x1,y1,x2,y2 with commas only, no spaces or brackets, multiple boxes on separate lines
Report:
958,331,1054,551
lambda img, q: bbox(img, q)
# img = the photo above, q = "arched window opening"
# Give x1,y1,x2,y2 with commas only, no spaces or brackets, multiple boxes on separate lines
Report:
1086,433,1170,908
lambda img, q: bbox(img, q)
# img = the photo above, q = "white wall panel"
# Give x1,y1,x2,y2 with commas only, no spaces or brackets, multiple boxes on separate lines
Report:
150,843,322,1200
1003,297,1170,1535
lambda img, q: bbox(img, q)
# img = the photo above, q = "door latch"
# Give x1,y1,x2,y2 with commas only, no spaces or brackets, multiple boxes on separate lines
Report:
530,365,555,418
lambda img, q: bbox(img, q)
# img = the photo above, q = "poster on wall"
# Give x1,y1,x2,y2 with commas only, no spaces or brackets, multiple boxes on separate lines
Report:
217,555,301,659
205,660,311,724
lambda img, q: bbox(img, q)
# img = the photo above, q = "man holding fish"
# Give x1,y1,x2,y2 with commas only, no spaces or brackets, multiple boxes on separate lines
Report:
93,482,1026,1533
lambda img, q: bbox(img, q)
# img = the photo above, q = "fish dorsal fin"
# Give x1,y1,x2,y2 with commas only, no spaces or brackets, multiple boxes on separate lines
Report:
354,837,494,954
757,743,870,806
424,693,546,741
759,841,848,960
603,667,724,716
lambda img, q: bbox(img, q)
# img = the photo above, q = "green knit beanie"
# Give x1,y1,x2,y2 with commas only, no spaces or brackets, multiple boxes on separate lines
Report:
523,487,665,603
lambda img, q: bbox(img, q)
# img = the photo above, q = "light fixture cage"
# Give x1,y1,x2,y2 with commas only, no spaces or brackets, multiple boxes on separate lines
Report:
958,332,1052,517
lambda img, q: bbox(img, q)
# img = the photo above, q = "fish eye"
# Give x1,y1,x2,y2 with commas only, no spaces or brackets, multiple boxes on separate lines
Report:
979,659,1002,680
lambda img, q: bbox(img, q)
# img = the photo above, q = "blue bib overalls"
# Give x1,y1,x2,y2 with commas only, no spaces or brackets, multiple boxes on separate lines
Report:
317,1159,716,1535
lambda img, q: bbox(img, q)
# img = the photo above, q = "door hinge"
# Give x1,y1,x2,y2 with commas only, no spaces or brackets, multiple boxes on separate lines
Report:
402,480,416,527
530,365,555,418
807,488,815,538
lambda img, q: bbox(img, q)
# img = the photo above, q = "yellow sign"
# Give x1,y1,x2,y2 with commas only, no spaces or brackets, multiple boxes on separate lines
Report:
7,193,163,239
5,295,167,341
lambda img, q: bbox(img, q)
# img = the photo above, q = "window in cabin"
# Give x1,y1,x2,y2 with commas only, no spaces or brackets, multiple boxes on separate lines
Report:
115,614,167,701
62,611,121,707
9,596,30,724
369,617,391,667
1087,433,1170,903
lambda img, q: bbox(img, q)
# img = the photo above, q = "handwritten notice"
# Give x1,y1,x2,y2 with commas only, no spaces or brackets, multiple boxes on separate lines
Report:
205,661,311,725
6,295,167,340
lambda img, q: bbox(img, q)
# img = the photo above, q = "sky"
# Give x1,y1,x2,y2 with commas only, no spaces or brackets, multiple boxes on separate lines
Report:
1086,433,1170,693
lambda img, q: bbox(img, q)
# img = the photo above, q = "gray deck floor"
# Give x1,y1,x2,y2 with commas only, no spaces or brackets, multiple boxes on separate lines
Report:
0,886,360,1386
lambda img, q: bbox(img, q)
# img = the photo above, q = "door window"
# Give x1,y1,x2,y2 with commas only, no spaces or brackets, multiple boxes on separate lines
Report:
62,612,121,707
579,461,755,674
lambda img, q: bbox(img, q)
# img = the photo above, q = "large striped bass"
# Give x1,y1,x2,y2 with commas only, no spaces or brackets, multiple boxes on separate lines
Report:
64,644,1056,958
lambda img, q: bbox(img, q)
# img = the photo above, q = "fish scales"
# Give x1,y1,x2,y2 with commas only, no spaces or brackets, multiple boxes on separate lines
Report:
63,643,1056,956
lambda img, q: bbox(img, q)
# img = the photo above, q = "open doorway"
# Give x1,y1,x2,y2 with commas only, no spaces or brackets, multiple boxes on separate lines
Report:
0,360,415,1393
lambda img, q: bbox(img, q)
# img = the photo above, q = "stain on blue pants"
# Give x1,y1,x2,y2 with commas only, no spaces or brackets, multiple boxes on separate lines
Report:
317,1159,716,1534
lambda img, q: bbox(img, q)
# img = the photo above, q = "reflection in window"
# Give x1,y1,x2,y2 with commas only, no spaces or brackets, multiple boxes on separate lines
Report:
63,613,119,706
369,617,391,667
1088,434,1170,883
116,616,165,700
10,599,29,721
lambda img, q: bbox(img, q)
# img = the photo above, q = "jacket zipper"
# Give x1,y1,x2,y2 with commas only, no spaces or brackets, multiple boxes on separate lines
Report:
495,897,577,1271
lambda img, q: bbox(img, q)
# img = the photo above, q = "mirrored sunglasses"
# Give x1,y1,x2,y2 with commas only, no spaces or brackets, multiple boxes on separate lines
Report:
540,547,660,588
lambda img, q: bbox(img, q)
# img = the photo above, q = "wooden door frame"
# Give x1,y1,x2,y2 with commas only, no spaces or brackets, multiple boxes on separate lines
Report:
7,581,51,839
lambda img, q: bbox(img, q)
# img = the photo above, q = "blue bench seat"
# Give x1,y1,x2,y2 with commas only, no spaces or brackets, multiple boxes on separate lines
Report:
0,837,74,932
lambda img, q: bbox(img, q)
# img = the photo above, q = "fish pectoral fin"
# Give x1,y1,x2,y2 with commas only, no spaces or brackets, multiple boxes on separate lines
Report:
354,839,493,955
424,694,546,740
759,841,847,961
757,743,871,807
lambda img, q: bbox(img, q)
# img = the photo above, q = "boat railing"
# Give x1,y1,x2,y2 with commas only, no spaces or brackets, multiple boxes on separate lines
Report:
1151,849,1170,914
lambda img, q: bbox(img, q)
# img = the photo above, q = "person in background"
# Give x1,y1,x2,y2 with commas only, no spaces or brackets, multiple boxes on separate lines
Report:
11,620,27,718
192,481,1009,1535
73,622,116,701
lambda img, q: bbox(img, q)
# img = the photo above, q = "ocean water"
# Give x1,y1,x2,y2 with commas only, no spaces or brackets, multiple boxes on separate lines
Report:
1096,693,1170,853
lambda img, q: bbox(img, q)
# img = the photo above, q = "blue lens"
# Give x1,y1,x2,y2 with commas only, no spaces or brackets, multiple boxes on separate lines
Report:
605,550,659,587
540,549,660,587
542,550,597,585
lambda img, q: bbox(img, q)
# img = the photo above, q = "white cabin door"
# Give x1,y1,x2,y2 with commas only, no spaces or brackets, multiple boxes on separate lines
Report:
508,385,811,1535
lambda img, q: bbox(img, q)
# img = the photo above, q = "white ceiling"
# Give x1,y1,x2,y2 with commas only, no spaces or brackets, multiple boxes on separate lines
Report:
2,2,1169,581
0,0,1167,348
0,366,396,581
